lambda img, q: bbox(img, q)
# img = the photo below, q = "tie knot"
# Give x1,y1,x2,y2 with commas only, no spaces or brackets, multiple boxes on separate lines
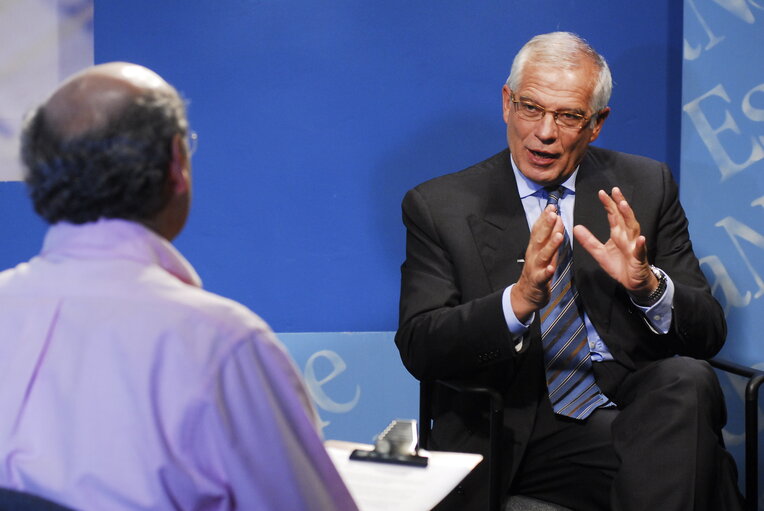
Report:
544,185,565,211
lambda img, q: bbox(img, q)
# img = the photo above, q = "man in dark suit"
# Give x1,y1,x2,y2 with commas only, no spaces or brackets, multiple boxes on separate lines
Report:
395,32,743,511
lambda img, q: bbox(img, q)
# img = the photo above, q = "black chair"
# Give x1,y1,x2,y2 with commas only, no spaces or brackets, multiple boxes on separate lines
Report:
419,379,569,511
0,488,75,511
419,357,763,511
708,357,764,511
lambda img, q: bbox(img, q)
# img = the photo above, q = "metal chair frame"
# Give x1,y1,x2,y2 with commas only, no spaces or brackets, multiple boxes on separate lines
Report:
708,357,764,511
0,488,75,511
419,379,506,511
419,357,764,511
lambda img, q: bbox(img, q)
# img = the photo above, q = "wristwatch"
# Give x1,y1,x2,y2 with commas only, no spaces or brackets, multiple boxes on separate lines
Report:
641,265,667,306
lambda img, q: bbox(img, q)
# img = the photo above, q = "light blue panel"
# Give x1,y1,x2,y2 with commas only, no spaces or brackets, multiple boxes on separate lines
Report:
681,1,764,504
276,331,418,443
0,0,93,181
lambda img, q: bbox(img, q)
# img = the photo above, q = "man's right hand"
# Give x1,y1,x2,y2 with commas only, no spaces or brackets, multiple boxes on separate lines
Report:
511,205,564,323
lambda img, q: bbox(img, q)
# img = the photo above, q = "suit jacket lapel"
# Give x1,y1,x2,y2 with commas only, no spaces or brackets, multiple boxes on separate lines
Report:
573,149,634,335
467,151,530,292
465,148,637,328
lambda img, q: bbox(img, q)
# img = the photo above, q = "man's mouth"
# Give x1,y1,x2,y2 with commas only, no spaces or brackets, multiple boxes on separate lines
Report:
529,149,558,159
527,148,559,165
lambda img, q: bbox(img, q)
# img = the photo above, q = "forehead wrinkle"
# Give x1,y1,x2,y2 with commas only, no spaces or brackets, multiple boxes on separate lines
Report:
516,65,595,113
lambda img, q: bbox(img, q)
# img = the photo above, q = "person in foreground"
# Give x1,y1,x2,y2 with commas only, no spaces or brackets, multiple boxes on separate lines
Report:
395,32,743,511
0,62,358,511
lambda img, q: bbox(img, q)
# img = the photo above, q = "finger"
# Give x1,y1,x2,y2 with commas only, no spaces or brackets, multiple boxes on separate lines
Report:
608,188,644,254
574,224,621,275
598,189,626,232
597,189,617,214
529,206,558,246
539,229,564,266
615,195,641,237
572,224,604,257
633,235,648,263
523,212,561,282
530,257,558,283
528,219,564,281
530,217,563,268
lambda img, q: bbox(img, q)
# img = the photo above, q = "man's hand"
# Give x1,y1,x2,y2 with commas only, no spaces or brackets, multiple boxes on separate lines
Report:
572,187,658,301
511,205,565,322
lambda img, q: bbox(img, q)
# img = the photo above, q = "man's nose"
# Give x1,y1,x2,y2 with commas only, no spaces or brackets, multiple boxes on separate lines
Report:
534,112,559,142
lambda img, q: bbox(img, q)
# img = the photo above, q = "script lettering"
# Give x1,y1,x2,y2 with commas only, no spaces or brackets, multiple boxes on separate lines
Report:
700,254,752,314
303,350,361,428
684,0,726,60
713,0,756,23
683,84,764,180
715,216,764,298
742,83,764,130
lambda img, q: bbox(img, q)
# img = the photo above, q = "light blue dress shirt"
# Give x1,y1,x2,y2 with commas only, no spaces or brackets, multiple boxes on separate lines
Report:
500,157,675,358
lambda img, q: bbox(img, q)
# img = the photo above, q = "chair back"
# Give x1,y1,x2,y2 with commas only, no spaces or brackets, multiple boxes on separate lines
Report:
0,488,75,511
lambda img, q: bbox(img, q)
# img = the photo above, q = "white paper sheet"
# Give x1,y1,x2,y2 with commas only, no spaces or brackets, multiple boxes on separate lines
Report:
326,440,482,511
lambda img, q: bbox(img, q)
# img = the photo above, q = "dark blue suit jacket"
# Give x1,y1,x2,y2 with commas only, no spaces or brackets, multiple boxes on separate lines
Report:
395,147,725,510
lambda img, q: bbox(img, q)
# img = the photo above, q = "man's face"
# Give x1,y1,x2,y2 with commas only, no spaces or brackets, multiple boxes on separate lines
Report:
502,61,608,186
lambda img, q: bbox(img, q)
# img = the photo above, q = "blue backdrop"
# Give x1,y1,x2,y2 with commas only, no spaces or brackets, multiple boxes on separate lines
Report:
15,0,750,492
89,0,688,450
681,0,764,505
0,0,686,448
84,0,683,333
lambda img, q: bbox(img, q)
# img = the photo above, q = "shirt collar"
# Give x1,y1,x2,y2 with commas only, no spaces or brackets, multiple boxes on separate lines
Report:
41,218,202,287
509,154,579,199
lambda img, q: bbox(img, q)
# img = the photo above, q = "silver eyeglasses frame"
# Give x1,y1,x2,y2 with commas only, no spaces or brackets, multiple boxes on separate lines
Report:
509,93,597,130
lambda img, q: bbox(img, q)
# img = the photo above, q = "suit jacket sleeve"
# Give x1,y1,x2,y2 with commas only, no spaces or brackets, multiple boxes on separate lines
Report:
395,185,517,381
643,161,726,358
573,149,726,364
396,149,727,383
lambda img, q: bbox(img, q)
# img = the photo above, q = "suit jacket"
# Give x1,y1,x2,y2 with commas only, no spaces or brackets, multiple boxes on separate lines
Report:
395,147,726,510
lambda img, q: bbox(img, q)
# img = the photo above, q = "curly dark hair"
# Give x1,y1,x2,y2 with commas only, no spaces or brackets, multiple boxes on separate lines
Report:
20,89,188,224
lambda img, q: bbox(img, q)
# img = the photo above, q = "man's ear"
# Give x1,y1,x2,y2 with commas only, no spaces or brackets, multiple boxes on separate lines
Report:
168,133,190,195
502,85,513,124
588,107,610,143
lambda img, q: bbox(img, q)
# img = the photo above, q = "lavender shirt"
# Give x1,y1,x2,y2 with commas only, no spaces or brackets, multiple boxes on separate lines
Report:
0,219,357,511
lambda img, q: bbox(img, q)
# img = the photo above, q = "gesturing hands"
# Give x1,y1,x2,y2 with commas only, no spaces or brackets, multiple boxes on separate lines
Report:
572,187,658,302
510,187,659,321
511,205,565,323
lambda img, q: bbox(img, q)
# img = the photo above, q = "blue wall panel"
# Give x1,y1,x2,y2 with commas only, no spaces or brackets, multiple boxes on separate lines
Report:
278,331,418,443
681,0,764,504
83,0,683,332
5,0,730,484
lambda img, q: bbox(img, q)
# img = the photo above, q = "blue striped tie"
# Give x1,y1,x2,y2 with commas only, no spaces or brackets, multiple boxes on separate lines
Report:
540,186,607,419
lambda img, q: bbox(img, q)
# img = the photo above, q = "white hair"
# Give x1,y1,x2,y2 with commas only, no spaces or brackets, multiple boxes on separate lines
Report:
506,32,612,117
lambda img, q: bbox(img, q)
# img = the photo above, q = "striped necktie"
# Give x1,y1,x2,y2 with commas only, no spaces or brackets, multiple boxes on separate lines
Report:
540,186,607,419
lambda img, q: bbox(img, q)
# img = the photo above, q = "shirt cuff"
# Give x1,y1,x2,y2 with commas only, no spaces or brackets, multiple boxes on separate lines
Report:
502,284,534,351
631,268,674,334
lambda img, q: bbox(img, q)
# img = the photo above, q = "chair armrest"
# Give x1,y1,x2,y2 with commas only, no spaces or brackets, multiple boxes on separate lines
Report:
709,357,764,511
435,379,505,413
709,357,764,379
419,379,505,511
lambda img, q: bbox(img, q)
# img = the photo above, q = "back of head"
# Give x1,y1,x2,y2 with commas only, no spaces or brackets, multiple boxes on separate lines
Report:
20,63,189,225
506,31,612,113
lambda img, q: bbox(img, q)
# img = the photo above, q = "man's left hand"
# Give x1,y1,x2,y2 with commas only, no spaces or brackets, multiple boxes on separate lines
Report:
572,187,658,301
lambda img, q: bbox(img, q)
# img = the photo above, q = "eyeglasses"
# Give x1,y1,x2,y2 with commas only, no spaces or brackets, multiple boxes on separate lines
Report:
186,130,198,156
510,93,595,130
